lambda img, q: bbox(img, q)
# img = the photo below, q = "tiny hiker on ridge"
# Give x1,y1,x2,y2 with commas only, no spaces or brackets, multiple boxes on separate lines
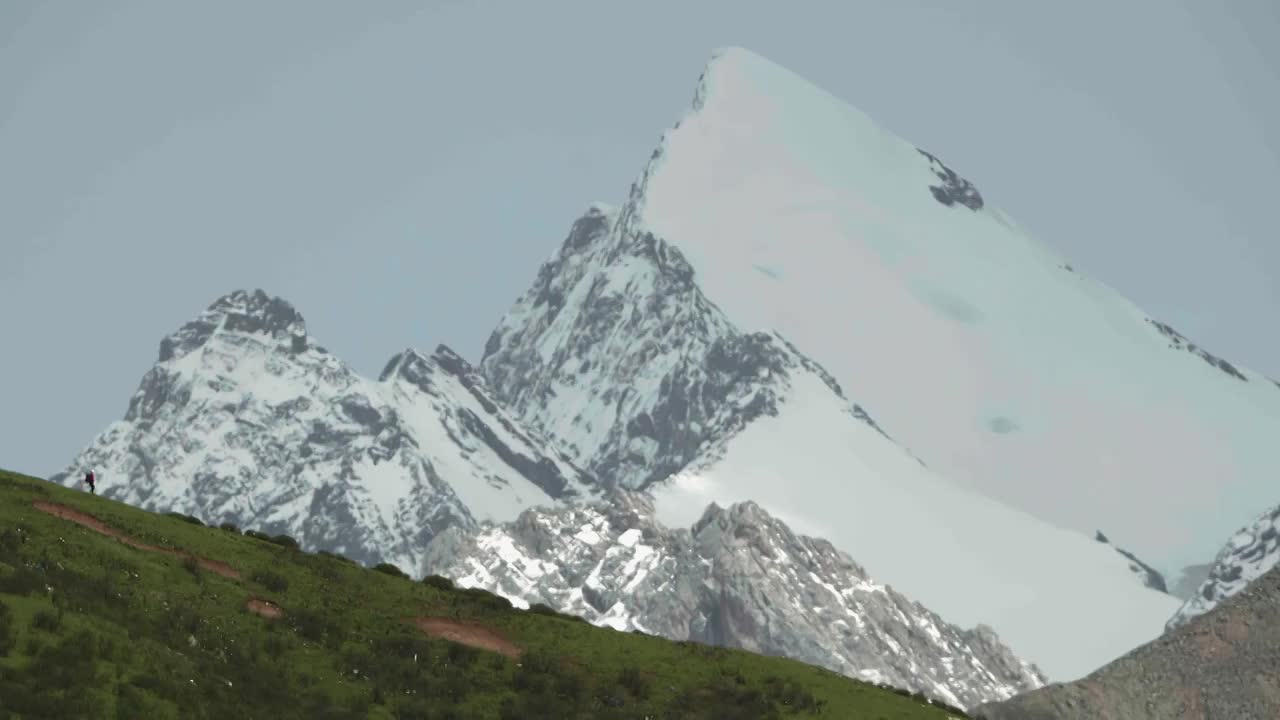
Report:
83,468,97,494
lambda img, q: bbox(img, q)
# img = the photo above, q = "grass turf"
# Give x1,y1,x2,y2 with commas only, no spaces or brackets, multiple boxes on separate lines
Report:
0,467,968,719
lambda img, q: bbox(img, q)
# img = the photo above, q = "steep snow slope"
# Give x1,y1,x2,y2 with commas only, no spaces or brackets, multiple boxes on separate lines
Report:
423,491,1046,710
53,290,592,573
482,205,1180,681
482,204,901,490
1166,501,1280,630
648,368,1180,682
627,47,1280,571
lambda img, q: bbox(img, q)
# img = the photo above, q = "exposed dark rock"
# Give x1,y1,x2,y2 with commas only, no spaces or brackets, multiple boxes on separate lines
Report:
1146,319,1248,382
917,149,984,211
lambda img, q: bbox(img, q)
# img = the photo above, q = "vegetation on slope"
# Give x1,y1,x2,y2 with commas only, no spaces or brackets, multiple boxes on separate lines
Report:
0,468,966,719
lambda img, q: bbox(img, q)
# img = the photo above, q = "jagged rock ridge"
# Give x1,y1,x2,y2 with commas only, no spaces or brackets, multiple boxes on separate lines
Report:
1094,531,1168,594
1166,501,1280,630
480,205,894,492
54,289,594,573
423,491,1045,710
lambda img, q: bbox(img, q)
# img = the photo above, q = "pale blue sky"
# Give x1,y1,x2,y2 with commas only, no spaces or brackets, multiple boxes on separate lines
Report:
2,0,1277,481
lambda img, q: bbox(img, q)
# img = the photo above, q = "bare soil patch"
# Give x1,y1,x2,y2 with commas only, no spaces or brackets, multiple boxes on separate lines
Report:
33,500,241,579
411,616,522,658
246,598,283,619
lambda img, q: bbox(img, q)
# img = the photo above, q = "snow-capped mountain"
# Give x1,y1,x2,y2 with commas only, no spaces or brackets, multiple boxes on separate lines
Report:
1165,501,1280,630
423,491,1045,710
1094,531,1168,594
480,49,1187,682
519,46,1280,579
482,202,900,490
53,289,594,573
57,288,1044,707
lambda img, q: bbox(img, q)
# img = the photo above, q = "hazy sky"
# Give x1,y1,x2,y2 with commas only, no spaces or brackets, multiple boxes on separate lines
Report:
3,0,1277,487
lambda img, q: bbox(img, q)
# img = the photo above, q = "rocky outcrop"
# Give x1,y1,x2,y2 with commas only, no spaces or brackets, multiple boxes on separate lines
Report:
423,491,1045,710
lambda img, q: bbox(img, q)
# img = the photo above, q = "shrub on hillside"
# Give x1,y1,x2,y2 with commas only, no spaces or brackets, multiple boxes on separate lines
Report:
0,565,42,596
31,610,61,633
618,666,651,699
244,530,271,542
267,534,299,550
373,562,407,579
525,602,587,623
288,607,345,648
251,569,289,593
459,586,512,611
164,512,204,526
218,522,240,533
0,602,14,656
318,550,354,564
421,574,454,591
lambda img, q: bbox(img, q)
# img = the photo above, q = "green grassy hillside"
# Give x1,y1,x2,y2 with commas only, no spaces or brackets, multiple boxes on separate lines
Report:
0,468,967,719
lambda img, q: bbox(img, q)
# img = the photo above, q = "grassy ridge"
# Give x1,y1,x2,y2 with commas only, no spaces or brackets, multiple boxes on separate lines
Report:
0,468,966,719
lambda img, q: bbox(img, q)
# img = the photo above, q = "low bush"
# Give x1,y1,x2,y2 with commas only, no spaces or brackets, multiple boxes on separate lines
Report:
31,609,61,633
421,574,453,591
251,569,289,593
0,602,14,656
458,586,512,611
164,512,204,526
372,562,406,579
618,666,651,699
317,550,354,564
267,534,299,550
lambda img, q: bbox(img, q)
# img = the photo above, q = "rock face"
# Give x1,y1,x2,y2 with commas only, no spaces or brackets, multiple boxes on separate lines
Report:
53,289,594,573
479,205,893,492
1166,502,1280,630
973,564,1280,720
1094,531,1169,594
423,491,1045,710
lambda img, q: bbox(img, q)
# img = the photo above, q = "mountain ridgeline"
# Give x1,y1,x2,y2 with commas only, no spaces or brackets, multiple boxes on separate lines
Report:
53,289,596,574
43,46,1280,717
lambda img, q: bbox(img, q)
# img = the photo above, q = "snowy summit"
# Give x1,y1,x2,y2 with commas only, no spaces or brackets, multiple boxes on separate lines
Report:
54,289,596,574
476,47,1258,681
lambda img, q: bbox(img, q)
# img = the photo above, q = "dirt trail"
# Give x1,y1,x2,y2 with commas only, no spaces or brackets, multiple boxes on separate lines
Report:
33,500,241,579
246,598,283,619
411,617,522,658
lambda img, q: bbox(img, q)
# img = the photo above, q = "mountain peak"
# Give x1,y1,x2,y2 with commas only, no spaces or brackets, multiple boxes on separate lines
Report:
379,344,478,384
158,289,307,363
207,289,305,334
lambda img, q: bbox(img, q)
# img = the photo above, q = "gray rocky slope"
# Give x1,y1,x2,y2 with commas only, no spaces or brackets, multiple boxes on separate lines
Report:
974,563,1280,720
479,203,902,495
423,491,1045,710
1166,501,1280,630
1093,531,1168,594
52,289,595,573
